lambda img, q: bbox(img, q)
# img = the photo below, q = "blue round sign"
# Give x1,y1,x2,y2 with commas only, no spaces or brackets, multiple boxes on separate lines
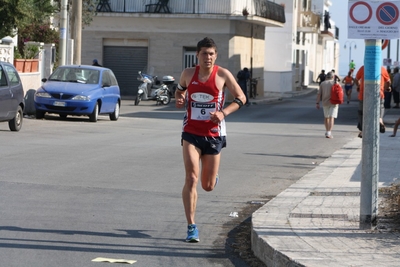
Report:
376,3,399,25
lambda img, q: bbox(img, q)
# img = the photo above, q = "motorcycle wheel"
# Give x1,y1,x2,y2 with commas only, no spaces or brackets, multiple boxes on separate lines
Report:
134,94,141,106
161,94,171,105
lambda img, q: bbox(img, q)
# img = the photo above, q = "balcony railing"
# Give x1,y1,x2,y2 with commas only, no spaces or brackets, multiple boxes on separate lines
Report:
298,10,320,33
320,18,338,40
96,0,285,23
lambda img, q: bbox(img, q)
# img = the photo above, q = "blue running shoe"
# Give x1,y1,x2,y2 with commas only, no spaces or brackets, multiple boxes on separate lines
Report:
186,224,199,242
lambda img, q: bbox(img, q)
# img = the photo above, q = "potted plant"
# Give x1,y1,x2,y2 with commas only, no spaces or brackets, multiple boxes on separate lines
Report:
23,43,40,72
13,48,25,73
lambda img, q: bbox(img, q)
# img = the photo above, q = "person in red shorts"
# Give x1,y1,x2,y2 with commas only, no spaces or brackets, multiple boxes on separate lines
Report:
175,37,246,242
355,65,391,138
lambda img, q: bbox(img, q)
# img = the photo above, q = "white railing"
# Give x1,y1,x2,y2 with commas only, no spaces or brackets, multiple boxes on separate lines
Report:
0,44,13,64
100,0,285,23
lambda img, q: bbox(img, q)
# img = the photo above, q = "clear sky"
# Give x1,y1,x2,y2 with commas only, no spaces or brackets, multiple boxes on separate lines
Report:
330,0,398,76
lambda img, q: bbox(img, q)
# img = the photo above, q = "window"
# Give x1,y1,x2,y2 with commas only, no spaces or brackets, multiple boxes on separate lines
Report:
183,48,198,69
102,71,111,86
108,71,118,86
4,65,20,86
0,67,7,86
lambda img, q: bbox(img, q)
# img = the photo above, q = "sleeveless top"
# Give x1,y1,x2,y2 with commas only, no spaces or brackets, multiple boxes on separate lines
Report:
344,76,353,85
182,65,226,137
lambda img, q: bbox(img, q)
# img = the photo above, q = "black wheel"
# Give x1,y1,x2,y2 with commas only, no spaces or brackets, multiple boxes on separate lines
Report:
161,94,171,105
59,114,67,119
134,94,141,106
89,102,99,122
109,102,120,121
36,110,45,119
8,106,23,131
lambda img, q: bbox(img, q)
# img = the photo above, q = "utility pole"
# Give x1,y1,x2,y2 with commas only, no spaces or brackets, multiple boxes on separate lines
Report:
59,0,68,65
72,0,82,65
359,39,381,229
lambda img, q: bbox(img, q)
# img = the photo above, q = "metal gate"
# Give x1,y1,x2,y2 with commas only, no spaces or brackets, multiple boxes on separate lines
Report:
103,46,148,96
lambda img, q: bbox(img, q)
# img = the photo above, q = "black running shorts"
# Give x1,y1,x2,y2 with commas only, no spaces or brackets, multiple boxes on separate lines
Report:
181,132,226,155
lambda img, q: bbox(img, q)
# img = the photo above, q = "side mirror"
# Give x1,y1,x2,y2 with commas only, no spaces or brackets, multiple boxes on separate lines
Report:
41,78,47,82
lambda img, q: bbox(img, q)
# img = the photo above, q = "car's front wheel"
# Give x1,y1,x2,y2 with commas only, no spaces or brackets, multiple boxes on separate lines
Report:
8,106,23,131
89,102,99,122
109,102,120,121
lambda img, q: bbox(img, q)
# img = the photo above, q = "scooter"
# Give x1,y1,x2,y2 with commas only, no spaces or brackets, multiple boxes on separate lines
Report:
135,71,175,106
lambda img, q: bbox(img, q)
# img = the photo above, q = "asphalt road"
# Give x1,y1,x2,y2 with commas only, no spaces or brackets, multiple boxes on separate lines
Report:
0,91,360,266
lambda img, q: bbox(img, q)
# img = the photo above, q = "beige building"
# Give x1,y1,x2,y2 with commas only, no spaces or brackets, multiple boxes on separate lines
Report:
81,0,285,96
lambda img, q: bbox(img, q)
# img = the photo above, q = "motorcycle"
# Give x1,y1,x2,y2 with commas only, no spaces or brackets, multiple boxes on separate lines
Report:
135,71,175,106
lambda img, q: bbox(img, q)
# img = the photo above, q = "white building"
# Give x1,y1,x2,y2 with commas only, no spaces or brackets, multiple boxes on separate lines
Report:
264,0,339,93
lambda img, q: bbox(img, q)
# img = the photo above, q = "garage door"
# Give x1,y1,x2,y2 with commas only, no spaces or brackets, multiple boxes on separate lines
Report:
103,46,148,96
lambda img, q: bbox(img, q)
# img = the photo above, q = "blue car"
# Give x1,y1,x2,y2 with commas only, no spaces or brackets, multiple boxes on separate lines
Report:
0,61,24,131
34,65,121,122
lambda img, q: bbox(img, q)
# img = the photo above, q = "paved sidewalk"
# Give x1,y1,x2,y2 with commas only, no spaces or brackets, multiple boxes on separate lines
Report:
251,103,400,266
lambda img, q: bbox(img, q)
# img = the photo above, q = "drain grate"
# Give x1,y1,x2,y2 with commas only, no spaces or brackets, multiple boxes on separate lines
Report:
310,191,360,196
289,213,348,219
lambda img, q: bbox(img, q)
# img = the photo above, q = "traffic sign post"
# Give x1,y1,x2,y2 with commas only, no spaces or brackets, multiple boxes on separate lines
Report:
360,39,381,229
348,1,393,229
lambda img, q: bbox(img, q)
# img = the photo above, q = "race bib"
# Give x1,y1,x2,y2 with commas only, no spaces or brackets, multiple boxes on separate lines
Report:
191,102,216,120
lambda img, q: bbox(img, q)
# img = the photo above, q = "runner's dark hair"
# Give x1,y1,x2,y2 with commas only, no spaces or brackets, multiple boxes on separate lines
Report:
197,37,217,53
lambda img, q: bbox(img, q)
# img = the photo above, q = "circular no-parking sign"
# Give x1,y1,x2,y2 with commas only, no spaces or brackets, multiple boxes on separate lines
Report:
376,3,399,25
350,1,373,24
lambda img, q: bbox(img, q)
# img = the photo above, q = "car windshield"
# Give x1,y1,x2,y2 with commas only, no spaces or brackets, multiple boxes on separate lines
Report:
48,68,100,84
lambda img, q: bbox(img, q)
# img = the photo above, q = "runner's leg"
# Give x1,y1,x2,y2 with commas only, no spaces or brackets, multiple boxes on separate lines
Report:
200,154,221,191
182,140,201,225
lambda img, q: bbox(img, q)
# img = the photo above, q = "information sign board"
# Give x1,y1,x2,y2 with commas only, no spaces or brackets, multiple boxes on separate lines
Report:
348,0,400,39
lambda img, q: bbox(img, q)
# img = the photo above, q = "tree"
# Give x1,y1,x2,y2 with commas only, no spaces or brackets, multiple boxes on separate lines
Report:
0,0,28,37
18,23,59,51
0,0,58,38
69,0,99,34
81,0,99,26
30,0,59,23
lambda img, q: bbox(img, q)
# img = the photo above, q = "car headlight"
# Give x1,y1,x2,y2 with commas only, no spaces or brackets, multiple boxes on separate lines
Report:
71,95,90,101
35,92,52,98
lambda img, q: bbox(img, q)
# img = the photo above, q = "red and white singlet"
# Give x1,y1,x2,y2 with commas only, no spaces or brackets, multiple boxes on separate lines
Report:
182,65,226,137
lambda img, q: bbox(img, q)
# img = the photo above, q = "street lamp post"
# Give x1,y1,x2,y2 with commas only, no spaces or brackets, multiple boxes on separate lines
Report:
344,41,357,70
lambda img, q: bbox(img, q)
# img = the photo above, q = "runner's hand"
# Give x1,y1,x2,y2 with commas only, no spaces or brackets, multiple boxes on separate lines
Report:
175,95,185,108
209,111,224,124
